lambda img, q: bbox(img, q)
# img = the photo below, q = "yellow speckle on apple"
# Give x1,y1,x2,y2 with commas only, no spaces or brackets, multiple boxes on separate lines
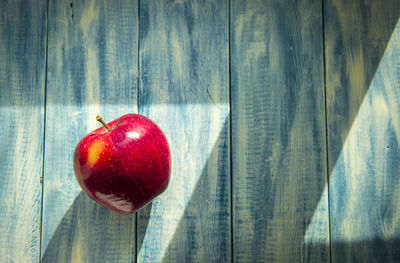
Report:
88,140,105,167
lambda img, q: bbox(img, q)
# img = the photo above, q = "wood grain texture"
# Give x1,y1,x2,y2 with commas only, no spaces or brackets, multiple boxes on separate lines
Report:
0,0,47,262
137,0,230,262
231,0,329,262
41,0,138,262
325,0,400,262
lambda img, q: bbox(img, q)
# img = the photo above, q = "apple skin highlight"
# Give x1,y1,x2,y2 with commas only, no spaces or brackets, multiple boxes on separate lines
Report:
73,114,171,214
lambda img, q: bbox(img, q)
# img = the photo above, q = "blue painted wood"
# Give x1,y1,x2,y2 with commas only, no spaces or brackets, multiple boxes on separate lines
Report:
2,0,399,262
137,0,231,262
325,0,400,262
0,0,47,261
231,0,329,262
41,0,138,261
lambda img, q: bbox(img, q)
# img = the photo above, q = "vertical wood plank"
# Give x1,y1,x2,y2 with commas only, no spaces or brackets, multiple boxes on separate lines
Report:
42,0,138,262
325,0,400,262
0,0,47,261
231,0,329,262
137,0,230,262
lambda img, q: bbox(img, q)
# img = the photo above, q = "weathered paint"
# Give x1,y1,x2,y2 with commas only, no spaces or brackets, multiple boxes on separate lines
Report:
41,0,138,261
1,0,400,262
325,0,400,262
231,0,329,262
0,0,47,262
137,0,231,262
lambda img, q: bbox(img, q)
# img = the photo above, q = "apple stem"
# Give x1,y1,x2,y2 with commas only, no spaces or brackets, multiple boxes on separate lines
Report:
96,115,111,131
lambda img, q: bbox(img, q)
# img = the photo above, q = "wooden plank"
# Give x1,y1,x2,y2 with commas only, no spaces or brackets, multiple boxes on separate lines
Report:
137,0,230,262
325,0,400,262
0,0,47,261
231,0,329,262
41,0,138,261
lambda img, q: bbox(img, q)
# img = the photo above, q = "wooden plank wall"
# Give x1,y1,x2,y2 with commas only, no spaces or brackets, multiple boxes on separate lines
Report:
0,0,47,262
0,0,399,262
325,0,400,262
231,0,329,262
41,0,138,262
137,0,230,262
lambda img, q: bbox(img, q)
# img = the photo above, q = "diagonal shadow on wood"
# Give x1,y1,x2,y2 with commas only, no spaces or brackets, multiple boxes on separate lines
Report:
326,116,400,262
42,117,229,262
324,0,400,175
41,1,400,262
230,0,400,261
138,118,231,263
323,1,400,261
41,191,151,263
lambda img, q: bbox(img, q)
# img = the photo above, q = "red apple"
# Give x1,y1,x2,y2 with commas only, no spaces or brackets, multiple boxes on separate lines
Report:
73,114,171,214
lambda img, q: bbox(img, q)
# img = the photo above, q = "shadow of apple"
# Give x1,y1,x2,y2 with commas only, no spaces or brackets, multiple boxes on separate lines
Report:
42,192,152,263
41,1,400,262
